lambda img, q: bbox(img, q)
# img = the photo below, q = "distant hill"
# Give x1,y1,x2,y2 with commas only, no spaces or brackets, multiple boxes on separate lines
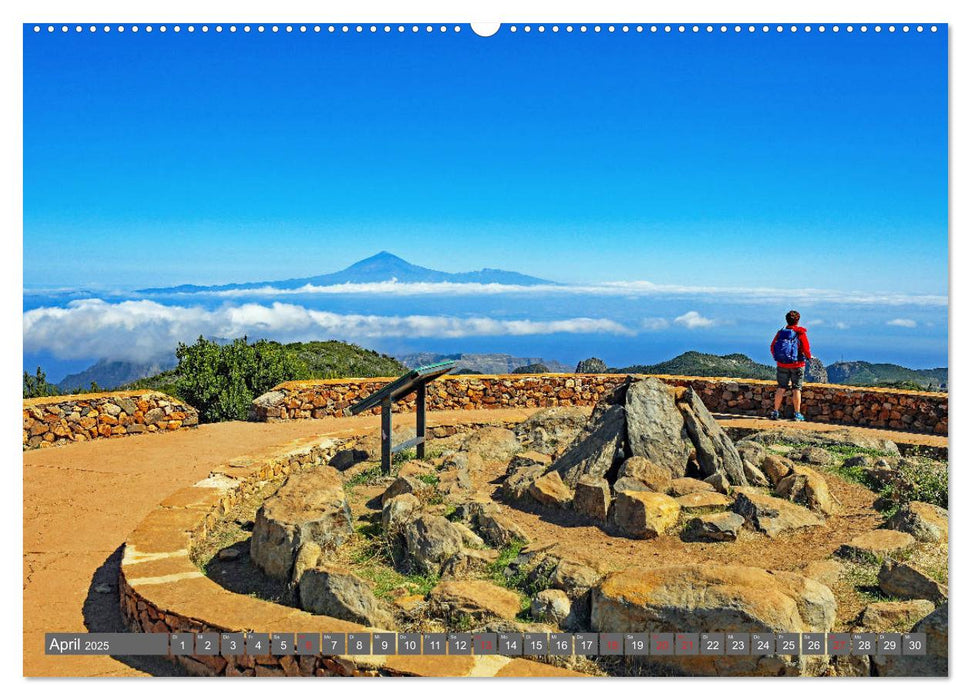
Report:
826,361,947,391
614,352,775,380
57,358,176,392
397,352,572,374
138,251,553,294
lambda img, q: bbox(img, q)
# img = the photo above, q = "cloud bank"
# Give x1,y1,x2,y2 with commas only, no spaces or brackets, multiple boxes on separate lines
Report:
673,311,716,329
22,299,633,362
155,279,948,307
887,318,918,328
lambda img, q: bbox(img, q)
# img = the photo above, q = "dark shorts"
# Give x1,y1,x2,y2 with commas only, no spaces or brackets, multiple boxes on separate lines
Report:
776,366,805,390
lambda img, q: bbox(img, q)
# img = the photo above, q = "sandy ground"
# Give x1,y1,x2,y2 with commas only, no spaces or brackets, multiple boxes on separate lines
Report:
22,410,946,677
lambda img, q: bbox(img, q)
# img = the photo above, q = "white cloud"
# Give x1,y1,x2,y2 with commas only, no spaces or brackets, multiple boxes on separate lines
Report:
641,317,670,331
834,322,850,330
673,311,716,329
22,299,633,362
887,318,918,328
144,279,948,307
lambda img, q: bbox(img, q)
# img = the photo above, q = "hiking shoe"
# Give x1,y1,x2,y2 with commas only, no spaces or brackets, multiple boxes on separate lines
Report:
792,412,805,422
768,410,780,420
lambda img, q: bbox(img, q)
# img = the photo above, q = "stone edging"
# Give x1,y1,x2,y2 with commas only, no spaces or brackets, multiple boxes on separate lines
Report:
24,390,199,450
252,374,947,435
118,432,582,677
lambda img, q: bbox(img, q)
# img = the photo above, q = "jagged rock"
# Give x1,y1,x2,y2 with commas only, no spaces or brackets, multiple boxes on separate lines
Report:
612,476,653,493
531,589,577,629
571,476,611,522
608,491,681,539
550,559,602,594
440,451,484,479
676,491,732,514
381,475,429,505
462,427,522,463
732,491,824,538
328,448,369,471
403,515,466,574
250,467,354,580
790,446,833,466
462,501,528,547
878,560,947,604
874,604,947,676
440,548,498,578
437,466,474,500
528,471,573,508
502,465,546,502
704,472,731,495
667,477,715,497
514,407,591,455
552,404,626,487
683,512,745,542
838,529,916,560
381,493,420,531
678,388,748,485
617,456,672,491
507,451,553,472
735,440,767,468
860,600,936,631
762,455,794,486
887,502,949,543
742,460,771,487
624,378,692,476
298,564,393,628
775,465,836,515
429,580,522,621
591,565,836,676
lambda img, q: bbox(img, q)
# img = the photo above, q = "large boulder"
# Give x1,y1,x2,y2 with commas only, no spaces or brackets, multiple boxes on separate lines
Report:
571,475,611,522
402,515,466,574
502,464,546,502
381,475,429,505
774,465,836,515
859,600,936,631
874,604,947,677
250,467,353,580
732,492,824,538
297,564,393,628
551,404,626,487
591,565,836,676
608,491,681,539
462,501,528,547
735,440,767,468
514,406,591,455
381,493,420,532
617,456,672,491
678,388,748,485
528,471,574,508
461,427,522,463
550,559,603,594
887,501,949,543
428,580,522,622
624,378,692,475
837,530,915,560
878,560,948,604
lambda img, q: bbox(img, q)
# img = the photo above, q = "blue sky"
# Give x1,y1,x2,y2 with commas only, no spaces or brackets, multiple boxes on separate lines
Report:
22,25,948,380
24,25,947,291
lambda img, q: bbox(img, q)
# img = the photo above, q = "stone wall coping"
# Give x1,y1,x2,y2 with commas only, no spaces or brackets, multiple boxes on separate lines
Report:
120,429,582,678
270,373,946,398
23,388,168,407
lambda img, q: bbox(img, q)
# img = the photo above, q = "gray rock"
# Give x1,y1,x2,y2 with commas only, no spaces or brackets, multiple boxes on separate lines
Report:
612,476,653,494
703,473,732,495
463,501,529,547
624,378,692,476
403,515,466,574
683,512,745,542
250,468,353,580
298,564,393,628
805,357,828,384
617,456,673,491
528,471,573,508
329,448,369,471
502,464,546,502
742,460,771,487
575,358,608,373
608,491,681,539
790,446,833,466
571,475,611,522
678,388,748,485
531,589,577,629
381,493,421,532
551,404,626,487
887,502,949,543
732,491,824,538
514,407,591,455
461,427,522,463
550,559,603,594
874,604,947,677
381,475,428,505
736,440,767,468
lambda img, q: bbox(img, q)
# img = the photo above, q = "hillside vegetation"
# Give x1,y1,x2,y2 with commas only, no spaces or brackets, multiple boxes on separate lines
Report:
613,352,775,380
827,361,947,391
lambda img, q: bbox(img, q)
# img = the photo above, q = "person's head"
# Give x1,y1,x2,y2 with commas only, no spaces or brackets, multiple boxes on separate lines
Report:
785,310,801,326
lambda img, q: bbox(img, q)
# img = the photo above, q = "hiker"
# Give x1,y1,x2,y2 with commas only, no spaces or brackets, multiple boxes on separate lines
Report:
769,310,812,421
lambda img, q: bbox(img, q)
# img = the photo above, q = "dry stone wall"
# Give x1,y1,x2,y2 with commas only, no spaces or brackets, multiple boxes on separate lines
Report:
23,390,199,450
252,375,947,435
